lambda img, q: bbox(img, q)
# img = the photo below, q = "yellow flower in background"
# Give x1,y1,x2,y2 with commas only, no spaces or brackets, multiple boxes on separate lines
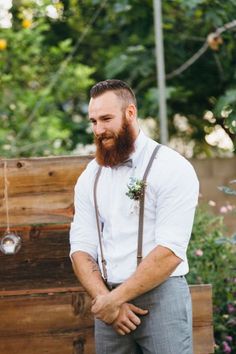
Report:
22,19,32,29
0,39,7,51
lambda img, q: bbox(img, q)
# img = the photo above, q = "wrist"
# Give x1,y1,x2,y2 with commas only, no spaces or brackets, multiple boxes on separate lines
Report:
109,286,126,306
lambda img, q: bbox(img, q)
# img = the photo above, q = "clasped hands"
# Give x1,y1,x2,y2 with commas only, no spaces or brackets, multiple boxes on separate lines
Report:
91,293,148,336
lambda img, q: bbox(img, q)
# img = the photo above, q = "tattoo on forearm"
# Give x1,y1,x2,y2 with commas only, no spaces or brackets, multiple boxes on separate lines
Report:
87,256,100,273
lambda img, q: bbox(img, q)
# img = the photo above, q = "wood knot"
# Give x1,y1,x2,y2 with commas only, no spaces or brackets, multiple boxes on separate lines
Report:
17,162,23,168
72,293,87,316
30,227,41,239
48,171,54,176
73,337,85,354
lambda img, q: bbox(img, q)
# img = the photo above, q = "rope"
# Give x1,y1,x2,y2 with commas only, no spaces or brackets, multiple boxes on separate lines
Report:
3,161,10,233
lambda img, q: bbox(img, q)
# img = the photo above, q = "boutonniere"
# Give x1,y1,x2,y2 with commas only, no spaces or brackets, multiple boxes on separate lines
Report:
126,177,146,201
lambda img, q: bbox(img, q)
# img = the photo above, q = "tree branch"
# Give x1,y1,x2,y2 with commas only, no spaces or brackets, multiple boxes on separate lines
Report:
166,19,236,80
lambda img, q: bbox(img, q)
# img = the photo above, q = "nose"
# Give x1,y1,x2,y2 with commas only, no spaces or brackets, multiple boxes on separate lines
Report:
94,121,106,136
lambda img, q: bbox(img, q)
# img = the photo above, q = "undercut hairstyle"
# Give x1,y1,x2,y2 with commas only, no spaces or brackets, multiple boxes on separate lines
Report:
90,79,137,108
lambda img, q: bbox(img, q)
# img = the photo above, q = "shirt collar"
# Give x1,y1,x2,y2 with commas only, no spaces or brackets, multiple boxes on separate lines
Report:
129,130,148,168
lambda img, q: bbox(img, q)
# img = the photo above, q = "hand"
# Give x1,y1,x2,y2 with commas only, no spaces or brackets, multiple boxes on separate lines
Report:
91,294,120,324
112,303,148,336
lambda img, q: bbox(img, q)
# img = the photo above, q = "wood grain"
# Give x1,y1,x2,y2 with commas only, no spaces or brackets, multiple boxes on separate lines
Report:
0,156,92,226
0,285,214,354
0,329,95,354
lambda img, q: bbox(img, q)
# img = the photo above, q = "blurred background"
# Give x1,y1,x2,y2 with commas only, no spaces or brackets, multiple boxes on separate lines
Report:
0,0,235,158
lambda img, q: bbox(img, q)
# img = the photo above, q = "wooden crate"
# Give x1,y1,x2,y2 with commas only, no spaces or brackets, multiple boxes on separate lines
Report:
0,157,214,353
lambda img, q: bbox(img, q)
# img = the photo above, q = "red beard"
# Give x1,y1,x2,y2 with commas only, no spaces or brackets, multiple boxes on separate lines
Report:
95,117,135,167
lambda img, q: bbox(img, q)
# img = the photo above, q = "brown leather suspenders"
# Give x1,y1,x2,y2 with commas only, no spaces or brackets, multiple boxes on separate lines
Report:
93,144,162,282
93,166,108,282
137,144,161,265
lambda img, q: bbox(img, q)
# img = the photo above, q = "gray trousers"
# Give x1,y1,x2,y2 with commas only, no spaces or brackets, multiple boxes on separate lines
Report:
95,276,193,354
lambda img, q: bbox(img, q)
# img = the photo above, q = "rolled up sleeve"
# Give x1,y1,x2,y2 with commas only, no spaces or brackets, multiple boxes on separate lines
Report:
155,159,199,261
69,167,98,260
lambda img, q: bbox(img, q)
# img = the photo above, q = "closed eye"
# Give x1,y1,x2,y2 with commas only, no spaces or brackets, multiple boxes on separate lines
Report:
89,115,114,125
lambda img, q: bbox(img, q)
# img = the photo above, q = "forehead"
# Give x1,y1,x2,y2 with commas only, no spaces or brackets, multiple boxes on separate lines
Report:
88,91,123,118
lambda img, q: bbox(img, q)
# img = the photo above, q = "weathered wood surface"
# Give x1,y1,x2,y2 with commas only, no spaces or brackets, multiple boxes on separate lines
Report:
0,225,77,291
0,227,214,353
190,285,214,354
0,330,95,354
0,156,92,226
1,155,236,231
0,333,95,354
0,156,215,354
0,285,214,354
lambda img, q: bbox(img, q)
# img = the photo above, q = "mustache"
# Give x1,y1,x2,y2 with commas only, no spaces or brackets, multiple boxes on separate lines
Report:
96,133,115,142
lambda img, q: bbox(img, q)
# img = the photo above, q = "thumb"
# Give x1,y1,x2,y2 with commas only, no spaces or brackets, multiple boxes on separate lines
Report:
129,303,149,315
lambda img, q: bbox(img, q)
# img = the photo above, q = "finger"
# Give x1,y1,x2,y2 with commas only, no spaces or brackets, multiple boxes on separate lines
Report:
113,323,129,336
118,324,132,334
116,328,126,336
123,319,137,331
128,312,141,326
129,303,149,315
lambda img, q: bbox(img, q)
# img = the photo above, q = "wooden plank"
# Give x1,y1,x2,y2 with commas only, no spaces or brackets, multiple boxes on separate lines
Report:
1,155,236,228
0,156,92,226
0,285,214,354
193,326,215,354
190,285,214,354
0,285,214,330
0,285,81,297
0,291,93,334
190,285,213,325
0,328,213,354
0,225,77,292
0,329,95,354
0,284,214,327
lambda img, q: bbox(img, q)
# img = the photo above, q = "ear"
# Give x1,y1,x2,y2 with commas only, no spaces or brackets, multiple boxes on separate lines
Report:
125,104,137,123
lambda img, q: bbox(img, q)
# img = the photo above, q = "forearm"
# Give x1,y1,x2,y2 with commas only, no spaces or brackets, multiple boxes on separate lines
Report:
71,251,109,298
110,245,182,305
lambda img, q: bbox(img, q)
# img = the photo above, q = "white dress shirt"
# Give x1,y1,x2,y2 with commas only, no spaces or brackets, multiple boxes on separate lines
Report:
70,130,199,283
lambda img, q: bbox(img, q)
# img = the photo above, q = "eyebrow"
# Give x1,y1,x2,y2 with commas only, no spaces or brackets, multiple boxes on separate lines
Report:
89,114,115,121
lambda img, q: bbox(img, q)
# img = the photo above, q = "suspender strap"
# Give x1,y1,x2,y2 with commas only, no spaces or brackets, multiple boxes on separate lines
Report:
93,166,108,283
137,144,162,266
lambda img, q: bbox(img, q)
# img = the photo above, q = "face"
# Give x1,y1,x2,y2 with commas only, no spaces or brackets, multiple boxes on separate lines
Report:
88,91,137,167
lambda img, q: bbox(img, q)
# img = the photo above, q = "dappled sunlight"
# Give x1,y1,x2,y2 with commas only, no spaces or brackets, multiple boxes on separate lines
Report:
205,124,234,151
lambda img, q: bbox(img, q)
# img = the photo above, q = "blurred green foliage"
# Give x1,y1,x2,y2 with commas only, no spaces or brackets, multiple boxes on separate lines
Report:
0,0,235,157
0,2,94,157
187,206,236,353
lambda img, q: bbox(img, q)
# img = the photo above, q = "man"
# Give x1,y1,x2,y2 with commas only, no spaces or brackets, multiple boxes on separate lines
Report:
70,79,199,354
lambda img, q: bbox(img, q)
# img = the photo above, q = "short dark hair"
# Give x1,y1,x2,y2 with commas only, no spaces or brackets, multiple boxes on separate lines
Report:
90,79,137,108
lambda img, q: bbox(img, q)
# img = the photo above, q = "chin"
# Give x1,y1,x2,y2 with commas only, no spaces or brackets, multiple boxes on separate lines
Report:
102,139,115,149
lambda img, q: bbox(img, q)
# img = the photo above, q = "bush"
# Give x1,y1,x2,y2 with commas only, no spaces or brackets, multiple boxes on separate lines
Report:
187,206,235,353
0,3,94,158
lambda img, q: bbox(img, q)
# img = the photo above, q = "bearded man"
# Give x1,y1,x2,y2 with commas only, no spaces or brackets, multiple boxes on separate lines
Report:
70,79,199,354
